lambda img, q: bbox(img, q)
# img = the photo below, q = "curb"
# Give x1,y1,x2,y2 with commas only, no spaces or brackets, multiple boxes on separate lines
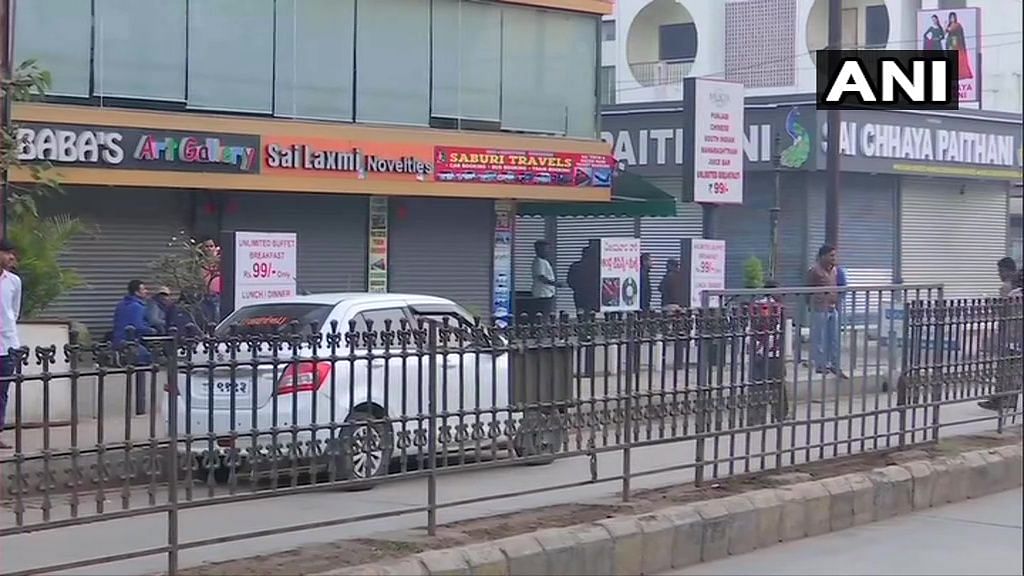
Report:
316,444,1023,576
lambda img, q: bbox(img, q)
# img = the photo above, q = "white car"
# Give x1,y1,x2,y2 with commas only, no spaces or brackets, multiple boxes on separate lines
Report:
166,293,560,483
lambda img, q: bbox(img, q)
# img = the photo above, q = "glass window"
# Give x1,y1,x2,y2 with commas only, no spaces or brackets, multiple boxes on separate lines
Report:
217,303,334,337
501,7,598,137
431,0,501,122
600,66,616,106
93,0,187,100
659,23,698,62
187,0,274,113
864,5,890,48
13,0,92,97
601,20,616,42
275,0,355,121
356,0,430,125
352,309,411,335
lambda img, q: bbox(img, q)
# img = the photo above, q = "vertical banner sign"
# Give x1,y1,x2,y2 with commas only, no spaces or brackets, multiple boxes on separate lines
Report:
492,201,514,326
681,238,726,308
683,78,745,204
917,7,980,103
368,197,389,293
232,231,298,309
599,237,641,313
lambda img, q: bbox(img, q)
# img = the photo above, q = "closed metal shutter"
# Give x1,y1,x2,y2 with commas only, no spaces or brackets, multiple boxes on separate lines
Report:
389,198,494,318
223,192,368,294
640,200,702,307
513,216,545,293
807,173,896,285
41,187,190,333
901,178,1007,298
555,216,635,312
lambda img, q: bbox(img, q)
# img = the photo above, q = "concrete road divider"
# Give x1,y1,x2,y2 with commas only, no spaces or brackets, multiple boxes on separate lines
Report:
317,444,1023,576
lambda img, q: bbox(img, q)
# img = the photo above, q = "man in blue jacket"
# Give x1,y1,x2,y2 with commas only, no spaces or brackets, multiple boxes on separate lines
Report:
112,279,154,365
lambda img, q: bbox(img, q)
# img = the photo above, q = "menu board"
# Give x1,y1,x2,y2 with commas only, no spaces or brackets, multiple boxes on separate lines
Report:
233,231,298,308
688,78,745,205
599,237,641,313
686,239,726,308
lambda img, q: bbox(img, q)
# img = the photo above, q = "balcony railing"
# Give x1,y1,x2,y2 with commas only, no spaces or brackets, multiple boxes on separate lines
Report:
628,59,694,88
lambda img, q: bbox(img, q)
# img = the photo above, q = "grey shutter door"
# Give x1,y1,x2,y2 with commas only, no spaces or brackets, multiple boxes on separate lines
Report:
222,193,368,294
389,198,494,318
900,178,1007,298
639,200,702,307
555,216,635,313
513,216,545,293
807,173,896,286
42,187,190,333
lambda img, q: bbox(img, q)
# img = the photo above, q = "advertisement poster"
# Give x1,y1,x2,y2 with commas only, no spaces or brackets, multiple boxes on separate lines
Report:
689,239,726,308
690,79,745,204
917,8,979,103
434,146,615,188
233,231,298,308
599,237,641,313
492,201,514,326
368,197,389,293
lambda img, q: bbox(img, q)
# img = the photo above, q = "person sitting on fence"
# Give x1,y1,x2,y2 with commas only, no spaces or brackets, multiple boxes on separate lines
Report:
980,267,1023,412
112,280,155,365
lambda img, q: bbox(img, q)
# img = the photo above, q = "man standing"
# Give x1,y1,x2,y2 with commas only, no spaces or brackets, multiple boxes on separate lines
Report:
0,241,22,449
998,257,1017,297
658,259,685,311
806,244,846,378
980,259,1022,411
640,253,653,312
531,240,559,318
567,245,599,314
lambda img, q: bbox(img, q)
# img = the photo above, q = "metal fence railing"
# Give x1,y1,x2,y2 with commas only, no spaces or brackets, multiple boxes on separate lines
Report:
1,288,1020,575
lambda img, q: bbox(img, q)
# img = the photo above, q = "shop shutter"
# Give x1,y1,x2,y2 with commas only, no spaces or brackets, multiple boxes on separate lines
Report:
513,216,545,293
807,173,896,285
639,200,702,307
223,192,368,294
900,179,1007,299
40,187,190,334
555,216,635,313
389,198,494,319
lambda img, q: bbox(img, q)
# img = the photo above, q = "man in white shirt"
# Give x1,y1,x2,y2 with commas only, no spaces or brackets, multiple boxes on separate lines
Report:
0,240,22,449
531,240,560,318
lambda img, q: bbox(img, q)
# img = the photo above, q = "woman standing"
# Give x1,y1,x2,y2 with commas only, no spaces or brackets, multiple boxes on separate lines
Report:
922,14,945,51
945,12,974,80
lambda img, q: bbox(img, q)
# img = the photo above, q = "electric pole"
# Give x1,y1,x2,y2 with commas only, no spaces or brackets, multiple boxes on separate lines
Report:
824,0,842,248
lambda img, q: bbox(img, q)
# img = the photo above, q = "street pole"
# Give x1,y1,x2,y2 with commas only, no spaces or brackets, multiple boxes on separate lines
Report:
769,134,781,281
824,0,842,248
0,0,11,242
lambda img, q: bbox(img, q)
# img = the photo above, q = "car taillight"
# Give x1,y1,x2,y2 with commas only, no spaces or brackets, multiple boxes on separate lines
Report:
276,361,332,395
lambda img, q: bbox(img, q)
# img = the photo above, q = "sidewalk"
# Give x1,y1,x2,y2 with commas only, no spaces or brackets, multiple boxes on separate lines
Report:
662,488,1023,575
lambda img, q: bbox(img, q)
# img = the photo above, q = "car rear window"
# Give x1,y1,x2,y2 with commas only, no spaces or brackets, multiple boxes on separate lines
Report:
217,303,333,337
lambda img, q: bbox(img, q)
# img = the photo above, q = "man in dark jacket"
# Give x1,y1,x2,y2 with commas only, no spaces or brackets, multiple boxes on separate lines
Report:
567,245,600,314
640,253,653,312
145,286,175,335
113,279,155,365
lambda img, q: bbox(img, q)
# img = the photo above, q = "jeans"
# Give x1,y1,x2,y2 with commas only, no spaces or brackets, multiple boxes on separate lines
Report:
810,310,840,370
0,355,14,430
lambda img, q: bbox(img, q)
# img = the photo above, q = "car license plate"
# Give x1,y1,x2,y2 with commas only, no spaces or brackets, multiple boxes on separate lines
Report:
210,381,247,395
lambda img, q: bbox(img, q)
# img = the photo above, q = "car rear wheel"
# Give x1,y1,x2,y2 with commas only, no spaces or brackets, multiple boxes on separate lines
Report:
337,410,393,490
512,409,564,465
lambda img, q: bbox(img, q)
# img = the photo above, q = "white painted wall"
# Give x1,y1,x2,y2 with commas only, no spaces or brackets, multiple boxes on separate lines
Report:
610,0,1023,112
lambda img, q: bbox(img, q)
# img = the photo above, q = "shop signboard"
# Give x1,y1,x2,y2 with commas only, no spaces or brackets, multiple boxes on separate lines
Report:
683,78,746,204
368,197,389,293
917,7,980,103
263,137,434,181
598,237,641,313
433,146,615,188
228,231,299,311
492,201,514,326
15,122,260,173
681,239,726,308
815,109,1023,180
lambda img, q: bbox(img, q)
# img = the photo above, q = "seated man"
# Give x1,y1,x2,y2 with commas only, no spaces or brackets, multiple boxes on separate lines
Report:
112,279,155,366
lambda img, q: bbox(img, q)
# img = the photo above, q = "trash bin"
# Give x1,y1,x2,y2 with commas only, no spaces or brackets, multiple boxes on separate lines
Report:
509,344,573,459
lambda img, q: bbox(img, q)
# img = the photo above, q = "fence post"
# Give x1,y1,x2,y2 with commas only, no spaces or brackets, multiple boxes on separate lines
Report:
694,305,708,487
931,293,946,442
622,313,634,502
426,321,438,536
164,332,180,575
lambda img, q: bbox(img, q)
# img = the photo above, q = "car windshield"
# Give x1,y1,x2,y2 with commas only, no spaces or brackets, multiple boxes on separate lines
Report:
216,303,333,338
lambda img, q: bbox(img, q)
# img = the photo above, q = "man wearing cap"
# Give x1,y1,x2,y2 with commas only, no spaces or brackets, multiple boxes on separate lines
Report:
0,240,22,449
146,286,175,335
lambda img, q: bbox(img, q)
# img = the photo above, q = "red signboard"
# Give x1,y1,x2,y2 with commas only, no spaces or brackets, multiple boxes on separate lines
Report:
433,146,614,188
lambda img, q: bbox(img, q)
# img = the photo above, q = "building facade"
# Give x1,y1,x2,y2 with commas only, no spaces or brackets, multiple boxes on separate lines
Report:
10,0,613,330
603,0,1024,113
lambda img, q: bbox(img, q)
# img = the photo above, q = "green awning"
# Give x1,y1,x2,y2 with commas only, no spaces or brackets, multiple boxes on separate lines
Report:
517,171,677,218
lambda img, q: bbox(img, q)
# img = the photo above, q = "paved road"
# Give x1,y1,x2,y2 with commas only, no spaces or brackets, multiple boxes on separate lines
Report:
664,489,1024,576
0,397,1014,575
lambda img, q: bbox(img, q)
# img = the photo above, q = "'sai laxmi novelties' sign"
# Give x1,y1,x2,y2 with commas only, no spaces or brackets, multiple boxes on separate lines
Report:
232,231,298,309
599,237,641,313
683,78,745,205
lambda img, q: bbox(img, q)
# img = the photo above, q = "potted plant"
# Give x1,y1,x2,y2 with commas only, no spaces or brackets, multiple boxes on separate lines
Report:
743,256,765,289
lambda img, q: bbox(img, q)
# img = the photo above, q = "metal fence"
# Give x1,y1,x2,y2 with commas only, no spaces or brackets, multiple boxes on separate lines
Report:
1,286,1021,575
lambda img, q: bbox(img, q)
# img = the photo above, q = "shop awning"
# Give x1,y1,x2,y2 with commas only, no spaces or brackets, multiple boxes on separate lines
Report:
517,171,677,218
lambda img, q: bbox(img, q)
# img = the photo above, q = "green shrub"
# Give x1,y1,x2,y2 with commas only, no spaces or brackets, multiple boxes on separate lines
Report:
743,256,765,289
